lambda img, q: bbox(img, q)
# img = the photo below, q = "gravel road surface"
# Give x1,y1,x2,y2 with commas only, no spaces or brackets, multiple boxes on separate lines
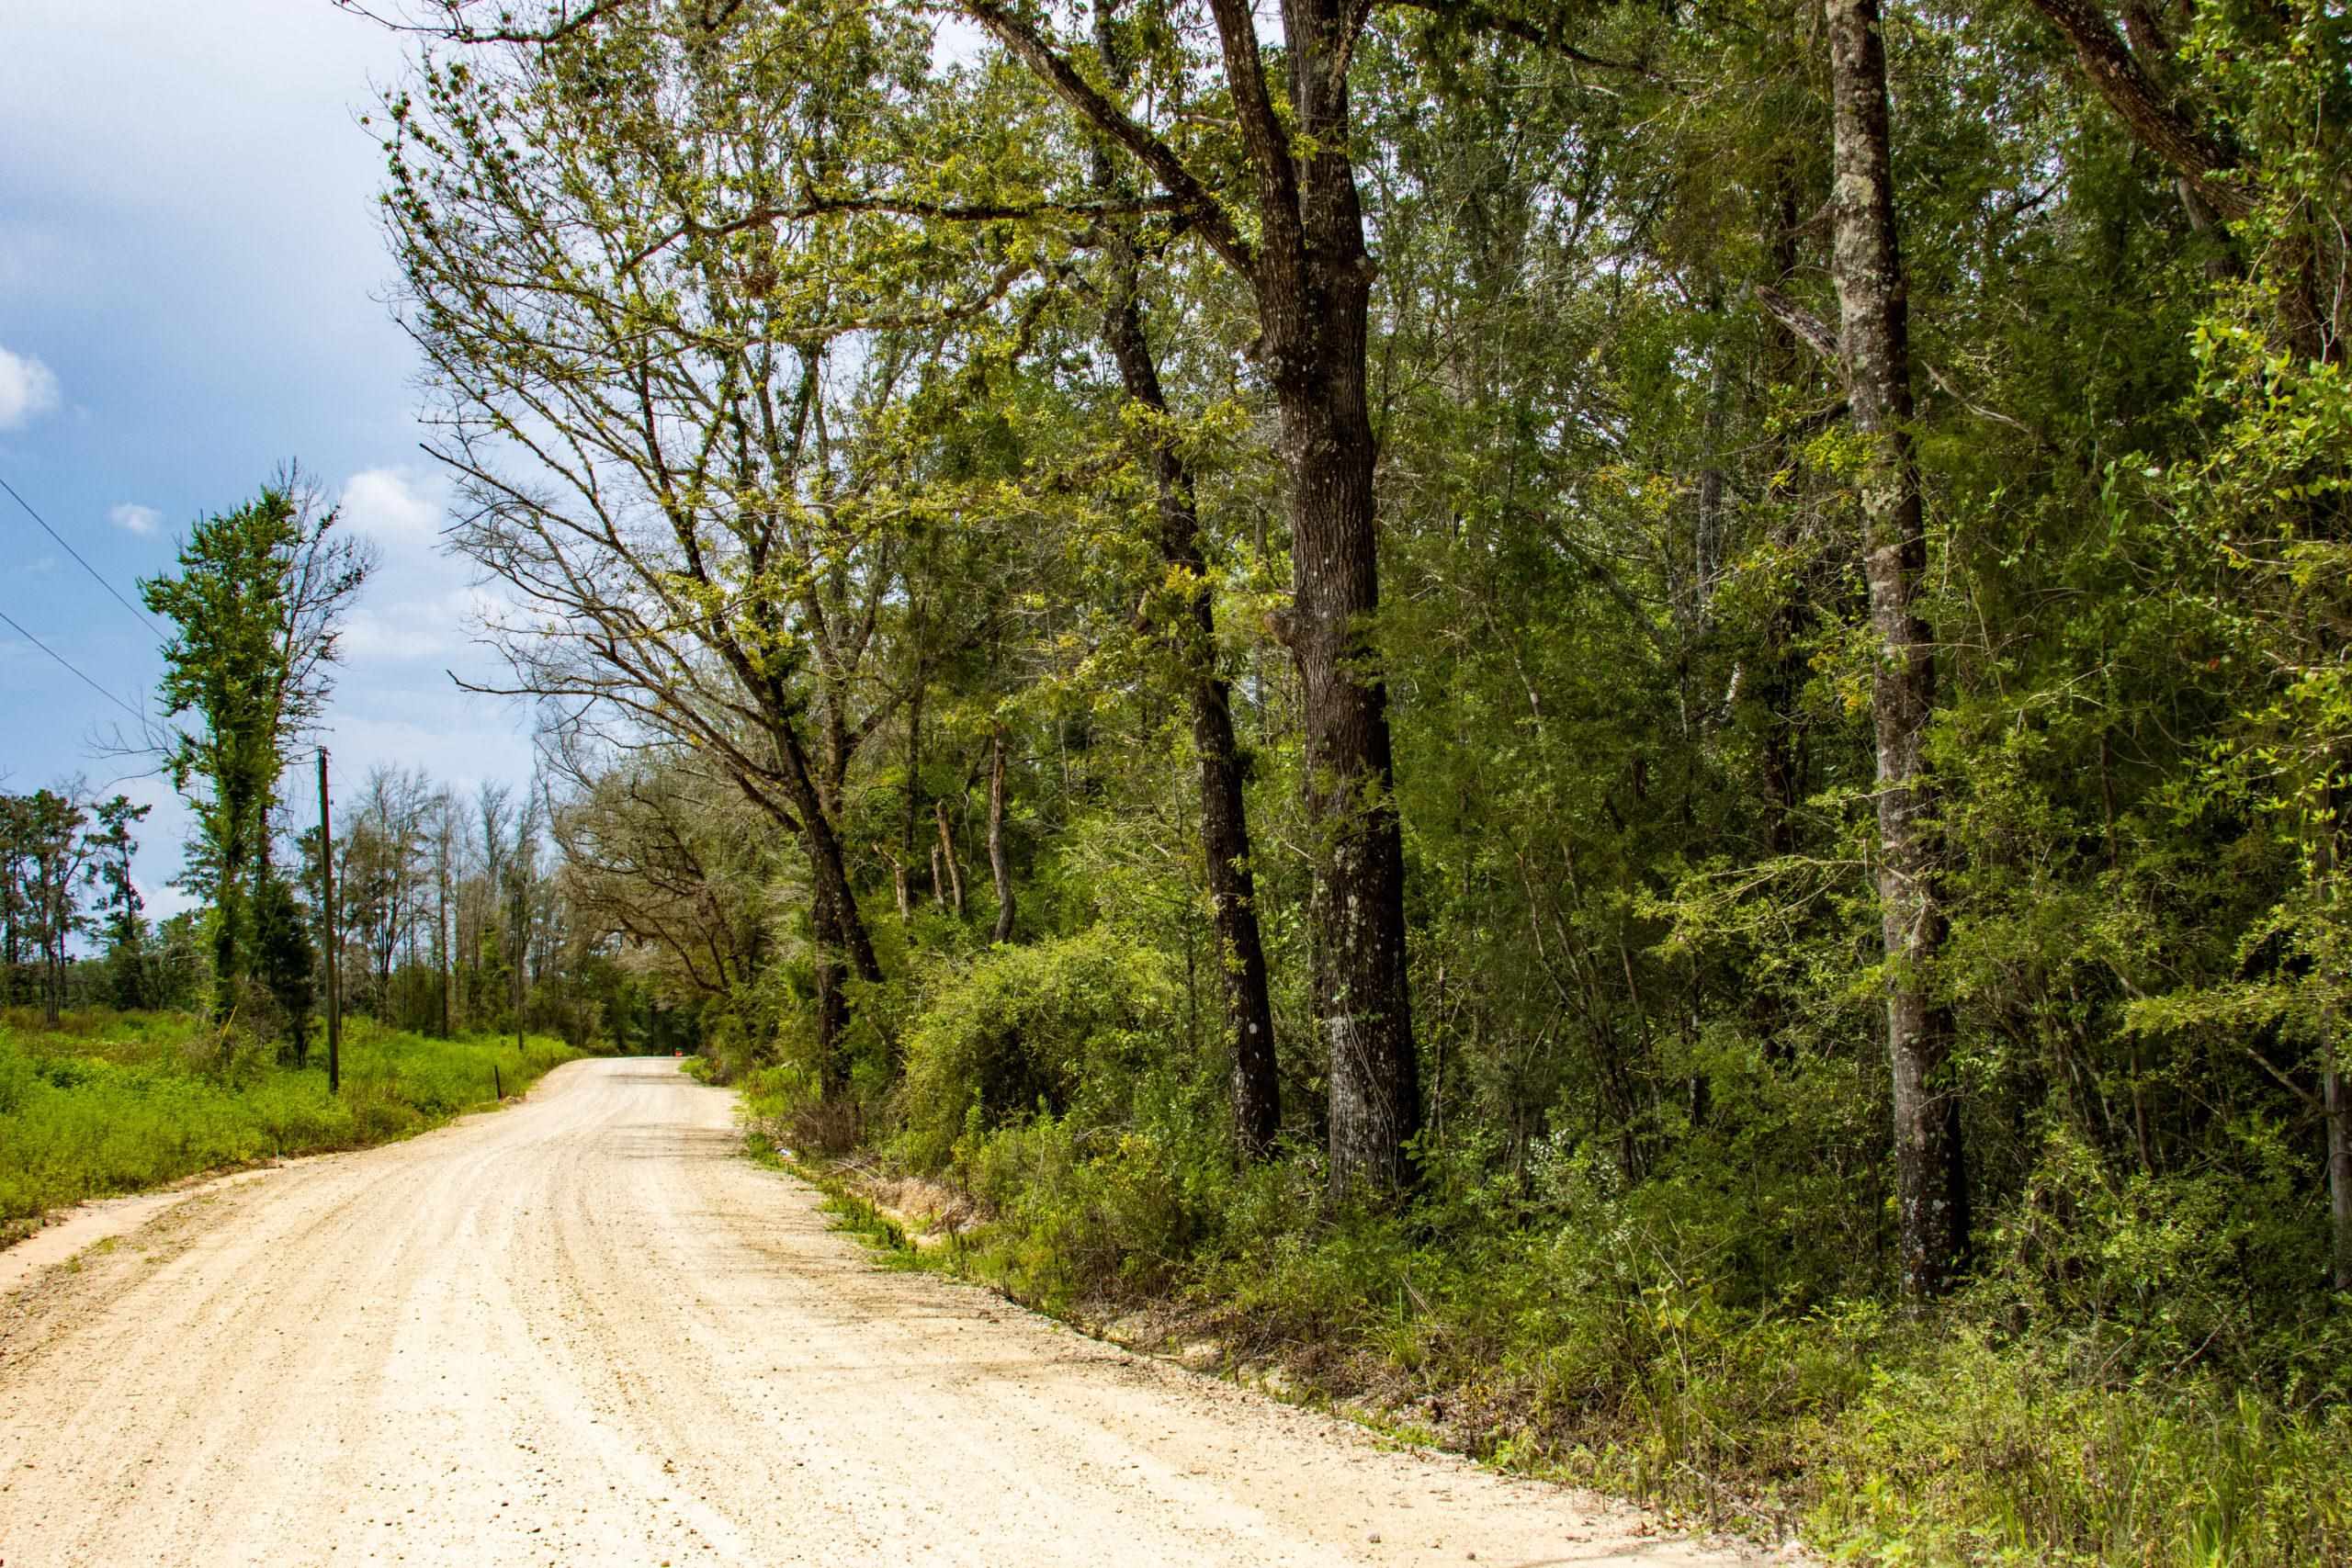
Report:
0,1058,1770,1567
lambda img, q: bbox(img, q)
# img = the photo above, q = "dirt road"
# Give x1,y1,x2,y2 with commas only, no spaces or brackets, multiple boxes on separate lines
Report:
0,1058,1769,1567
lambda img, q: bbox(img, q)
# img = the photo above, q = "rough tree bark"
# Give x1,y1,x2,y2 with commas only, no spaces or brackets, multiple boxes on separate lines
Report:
2021,0,2349,362
1826,0,1971,1300
1266,0,1419,1200
968,0,1419,1200
810,886,854,1097
1090,0,1281,1159
988,728,1015,945
2020,0,2251,220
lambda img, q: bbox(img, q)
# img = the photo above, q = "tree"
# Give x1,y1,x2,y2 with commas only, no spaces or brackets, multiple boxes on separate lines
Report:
379,15,947,1082
957,0,1422,1196
252,873,318,1064
337,6,2352,1499
548,745,771,1005
22,787,92,1026
142,473,373,1022
1084,0,1281,1159
392,0,1418,1190
84,795,153,1009
1822,0,1969,1300
0,793,31,999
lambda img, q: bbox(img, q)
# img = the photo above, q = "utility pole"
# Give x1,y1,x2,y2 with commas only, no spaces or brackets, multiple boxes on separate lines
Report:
511,873,525,1056
318,749,340,1096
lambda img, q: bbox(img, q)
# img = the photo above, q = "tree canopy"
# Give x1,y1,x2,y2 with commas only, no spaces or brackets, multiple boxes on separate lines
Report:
353,0,2352,1552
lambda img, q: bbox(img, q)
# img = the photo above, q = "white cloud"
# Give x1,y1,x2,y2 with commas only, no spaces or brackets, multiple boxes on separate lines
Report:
0,344,61,430
109,502,161,536
340,583,511,664
332,462,516,675
338,466,447,544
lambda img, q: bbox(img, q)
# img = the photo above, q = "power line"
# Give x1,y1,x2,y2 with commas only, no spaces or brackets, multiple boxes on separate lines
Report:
0,605,146,723
0,473,170,643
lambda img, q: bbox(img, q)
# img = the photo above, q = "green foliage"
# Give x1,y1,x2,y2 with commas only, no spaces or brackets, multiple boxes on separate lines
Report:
141,475,370,1016
370,0,2352,1560
0,1007,575,1237
849,1104,2351,1563
895,927,1184,1169
251,874,315,1063
1810,1337,2352,1565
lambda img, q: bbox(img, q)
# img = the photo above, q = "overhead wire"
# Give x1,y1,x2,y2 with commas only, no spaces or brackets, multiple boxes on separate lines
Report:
0,472,171,643
0,604,146,723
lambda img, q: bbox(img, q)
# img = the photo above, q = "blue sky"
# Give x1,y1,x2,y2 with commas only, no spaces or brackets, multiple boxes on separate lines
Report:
0,1,537,919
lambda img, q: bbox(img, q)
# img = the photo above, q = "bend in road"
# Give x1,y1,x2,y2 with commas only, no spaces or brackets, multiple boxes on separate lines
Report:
0,1058,1772,1567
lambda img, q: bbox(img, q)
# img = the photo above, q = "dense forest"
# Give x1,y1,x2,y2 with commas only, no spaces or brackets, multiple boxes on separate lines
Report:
50,0,2335,1556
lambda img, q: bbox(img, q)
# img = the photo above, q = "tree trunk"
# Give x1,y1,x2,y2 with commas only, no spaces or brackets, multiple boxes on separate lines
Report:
2021,0,2251,220
903,677,926,920
1091,0,1280,1158
988,728,1015,945
1261,0,1419,1201
1757,168,1817,864
512,877,526,1055
810,879,853,1100
439,863,452,1038
973,0,1418,1192
214,793,254,1027
42,931,61,1028
771,719,884,987
1828,0,1969,1301
934,800,966,919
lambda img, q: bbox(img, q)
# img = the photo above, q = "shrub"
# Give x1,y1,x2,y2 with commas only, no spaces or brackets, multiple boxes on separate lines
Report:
895,928,1182,1169
741,1062,862,1156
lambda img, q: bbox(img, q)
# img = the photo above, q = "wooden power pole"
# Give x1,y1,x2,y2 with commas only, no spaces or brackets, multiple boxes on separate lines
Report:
512,874,526,1056
318,749,341,1096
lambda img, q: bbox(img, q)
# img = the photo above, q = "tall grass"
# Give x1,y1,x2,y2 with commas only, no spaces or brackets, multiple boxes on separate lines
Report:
0,1007,577,1236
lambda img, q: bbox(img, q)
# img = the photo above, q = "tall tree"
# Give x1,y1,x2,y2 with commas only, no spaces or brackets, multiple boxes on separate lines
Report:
401,0,1419,1188
1085,0,1282,1159
84,795,152,1009
960,0,1421,1196
0,794,31,994
23,788,92,1027
1826,0,1969,1299
142,474,372,1021
379,16,944,1078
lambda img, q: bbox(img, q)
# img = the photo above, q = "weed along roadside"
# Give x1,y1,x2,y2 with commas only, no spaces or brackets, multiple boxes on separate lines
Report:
744,1128,1795,1550
0,1008,580,1244
749,1133,1769,1529
738,1137,1532,1511
717,1062,2352,1563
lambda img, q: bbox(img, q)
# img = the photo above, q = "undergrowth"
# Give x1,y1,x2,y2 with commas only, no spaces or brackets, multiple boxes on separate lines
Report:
730,1061,2352,1567
0,1006,578,1236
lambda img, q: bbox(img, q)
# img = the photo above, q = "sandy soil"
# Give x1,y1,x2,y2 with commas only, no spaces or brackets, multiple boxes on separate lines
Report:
0,1057,1775,1567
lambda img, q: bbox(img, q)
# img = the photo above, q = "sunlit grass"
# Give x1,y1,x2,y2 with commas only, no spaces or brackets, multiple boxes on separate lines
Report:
0,1006,577,1235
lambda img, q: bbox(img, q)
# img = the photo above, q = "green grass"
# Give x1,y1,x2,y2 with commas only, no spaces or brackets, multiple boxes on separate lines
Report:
0,1006,579,1237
